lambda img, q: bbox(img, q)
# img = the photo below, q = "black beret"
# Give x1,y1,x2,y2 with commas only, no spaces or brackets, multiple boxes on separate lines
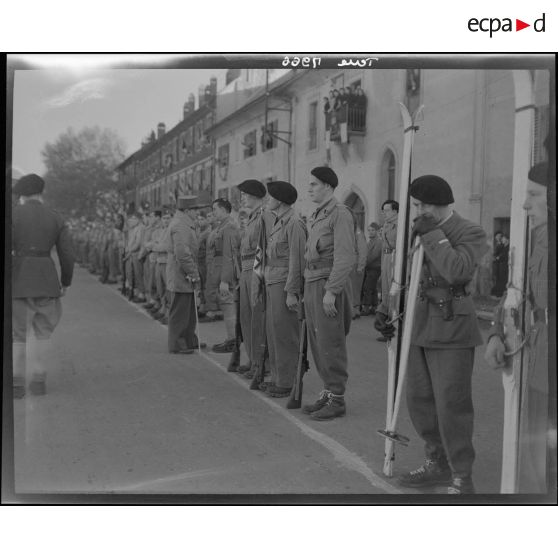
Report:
528,162,549,187
13,173,45,196
409,175,454,205
267,181,298,205
237,179,266,198
311,166,338,188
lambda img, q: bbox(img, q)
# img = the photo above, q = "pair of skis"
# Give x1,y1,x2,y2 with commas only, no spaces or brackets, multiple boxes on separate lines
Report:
378,102,424,477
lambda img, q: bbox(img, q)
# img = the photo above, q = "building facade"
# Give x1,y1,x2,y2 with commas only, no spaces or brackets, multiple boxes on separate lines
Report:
116,78,217,212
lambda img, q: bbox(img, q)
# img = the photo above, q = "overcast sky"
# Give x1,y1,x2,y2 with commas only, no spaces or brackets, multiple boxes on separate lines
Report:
11,65,228,176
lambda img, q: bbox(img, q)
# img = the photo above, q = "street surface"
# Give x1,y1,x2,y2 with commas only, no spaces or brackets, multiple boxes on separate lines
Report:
12,267,504,497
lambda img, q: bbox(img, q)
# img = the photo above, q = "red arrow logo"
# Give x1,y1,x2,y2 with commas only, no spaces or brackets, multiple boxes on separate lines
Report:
516,19,530,31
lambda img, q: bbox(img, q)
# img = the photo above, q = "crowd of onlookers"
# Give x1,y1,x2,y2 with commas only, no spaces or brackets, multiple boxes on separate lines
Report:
323,84,368,133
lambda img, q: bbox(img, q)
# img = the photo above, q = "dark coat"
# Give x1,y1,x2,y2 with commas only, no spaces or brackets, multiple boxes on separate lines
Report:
166,211,199,293
12,199,74,298
411,211,487,348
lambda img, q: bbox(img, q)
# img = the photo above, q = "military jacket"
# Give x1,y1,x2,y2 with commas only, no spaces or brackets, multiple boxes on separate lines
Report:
264,207,307,295
355,228,367,272
166,212,199,293
12,199,74,298
153,225,171,264
207,217,241,284
240,206,274,272
304,196,356,295
411,211,487,348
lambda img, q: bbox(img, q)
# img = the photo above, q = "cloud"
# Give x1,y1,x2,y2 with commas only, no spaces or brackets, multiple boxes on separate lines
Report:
44,78,110,108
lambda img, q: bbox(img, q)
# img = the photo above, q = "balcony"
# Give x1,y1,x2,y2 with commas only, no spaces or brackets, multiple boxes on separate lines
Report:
327,105,367,143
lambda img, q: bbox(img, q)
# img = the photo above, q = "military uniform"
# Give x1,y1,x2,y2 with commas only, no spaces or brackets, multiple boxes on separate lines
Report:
398,175,487,493
304,196,355,397
205,215,241,341
166,202,200,353
378,212,397,313
488,165,550,493
239,204,273,370
152,218,172,321
12,175,74,397
264,201,306,392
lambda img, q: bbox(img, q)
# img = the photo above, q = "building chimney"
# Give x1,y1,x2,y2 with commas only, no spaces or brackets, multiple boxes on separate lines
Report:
209,77,217,96
157,122,166,139
198,85,206,108
188,93,195,113
183,102,191,120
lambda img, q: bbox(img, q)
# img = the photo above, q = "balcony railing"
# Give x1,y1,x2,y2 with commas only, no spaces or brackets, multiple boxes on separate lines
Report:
326,104,367,142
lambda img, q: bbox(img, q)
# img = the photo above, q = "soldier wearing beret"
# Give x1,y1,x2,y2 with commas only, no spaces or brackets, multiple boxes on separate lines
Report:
12,174,74,398
236,179,274,378
302,167,356,420
206,198,242,354
166,196,202,354
360,222,382,315
381,175,487,494
262,181,307,398
485,160,552,493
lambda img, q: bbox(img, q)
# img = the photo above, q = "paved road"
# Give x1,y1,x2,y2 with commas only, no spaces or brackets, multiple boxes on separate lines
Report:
11,267,505,497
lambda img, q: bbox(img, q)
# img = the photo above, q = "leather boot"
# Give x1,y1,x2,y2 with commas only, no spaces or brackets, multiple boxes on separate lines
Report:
302,390,331,415
310,394,346,421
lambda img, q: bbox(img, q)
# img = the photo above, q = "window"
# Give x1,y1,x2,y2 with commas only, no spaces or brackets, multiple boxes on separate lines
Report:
218,143,230,168
261,120,278,151
308,101,318,150
380,149,396,202
243,130,257,158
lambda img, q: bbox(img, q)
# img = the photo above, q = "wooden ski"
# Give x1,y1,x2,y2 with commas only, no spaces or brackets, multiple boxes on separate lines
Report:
500,69,535,493
381,102,423,476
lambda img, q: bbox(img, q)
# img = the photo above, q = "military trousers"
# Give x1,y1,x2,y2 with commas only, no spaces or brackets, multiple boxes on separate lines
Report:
168,291,197,352
155,263,169,310
349,267,365,307
361,267,381,308
131,253,145,294
108,246,120,281
266,282,300,389
304,278,352,396
239,269,265,365
204,264,222,313
406,345,476,479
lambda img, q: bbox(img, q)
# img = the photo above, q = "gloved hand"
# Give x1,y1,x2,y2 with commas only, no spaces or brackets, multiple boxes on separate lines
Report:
412,214,440,236
374,311,395,339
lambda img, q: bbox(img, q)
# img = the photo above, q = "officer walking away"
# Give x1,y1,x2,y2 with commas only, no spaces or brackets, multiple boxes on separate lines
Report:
262,181,307,398
166,196,202,354
376,200,399,341
12,174,74,398
302,167,356,420
485,161,551,493
380,175,487,494
360,222,382,315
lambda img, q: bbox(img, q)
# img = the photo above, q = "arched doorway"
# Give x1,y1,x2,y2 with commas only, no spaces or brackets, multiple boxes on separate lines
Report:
345,191,365,231
380,148,396,203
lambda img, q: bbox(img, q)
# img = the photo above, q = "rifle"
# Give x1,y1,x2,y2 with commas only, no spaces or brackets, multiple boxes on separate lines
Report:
286,300,310,409
227,234,243,372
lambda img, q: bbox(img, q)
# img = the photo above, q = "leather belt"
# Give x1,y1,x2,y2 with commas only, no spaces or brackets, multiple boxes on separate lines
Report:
306,260,333,270
383,248,394,254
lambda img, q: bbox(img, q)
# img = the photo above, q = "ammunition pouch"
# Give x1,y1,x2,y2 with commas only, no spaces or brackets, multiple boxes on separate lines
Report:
420,283,468,322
